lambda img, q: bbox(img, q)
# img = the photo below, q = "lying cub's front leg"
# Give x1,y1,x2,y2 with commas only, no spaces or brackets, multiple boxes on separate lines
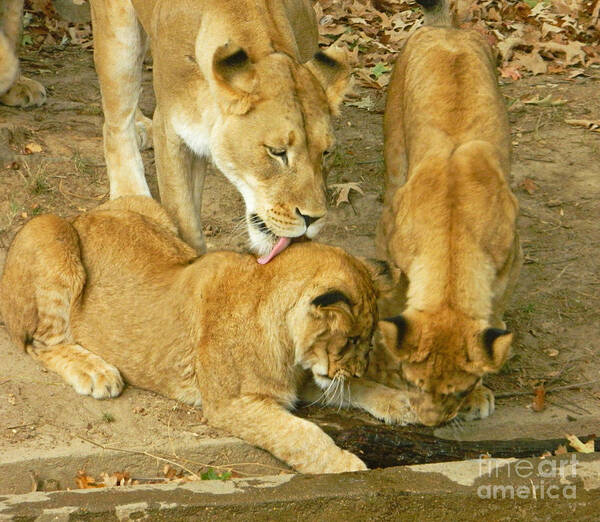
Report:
207,396,366,474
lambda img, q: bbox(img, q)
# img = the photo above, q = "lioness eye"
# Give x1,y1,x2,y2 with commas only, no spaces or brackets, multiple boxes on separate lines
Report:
266,146,288,166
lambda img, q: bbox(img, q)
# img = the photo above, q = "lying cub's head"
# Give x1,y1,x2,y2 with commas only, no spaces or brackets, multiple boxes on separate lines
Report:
377,309,512,426
204,43,349,256
285,246,378,390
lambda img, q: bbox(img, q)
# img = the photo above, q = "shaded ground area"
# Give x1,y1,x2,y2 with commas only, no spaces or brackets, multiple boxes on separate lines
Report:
0,46,599,493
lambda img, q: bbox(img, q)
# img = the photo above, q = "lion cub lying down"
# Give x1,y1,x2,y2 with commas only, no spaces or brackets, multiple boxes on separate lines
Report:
374,0,523,426
0,196,416,473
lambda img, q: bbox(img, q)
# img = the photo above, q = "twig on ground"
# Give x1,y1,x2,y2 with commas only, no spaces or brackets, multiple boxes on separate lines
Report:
494,379,599,399
58,179,106,201
76,434,202,480
74,434,290,478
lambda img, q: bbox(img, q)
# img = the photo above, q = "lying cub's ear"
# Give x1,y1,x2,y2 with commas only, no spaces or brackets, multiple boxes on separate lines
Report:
376,316,414,361
212,42,259,115
311,290,352,308
305,47,350,116
311,290,354,330
470,328,513,373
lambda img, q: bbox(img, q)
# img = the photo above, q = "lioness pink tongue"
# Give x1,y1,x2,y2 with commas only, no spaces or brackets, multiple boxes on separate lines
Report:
257,237,292,265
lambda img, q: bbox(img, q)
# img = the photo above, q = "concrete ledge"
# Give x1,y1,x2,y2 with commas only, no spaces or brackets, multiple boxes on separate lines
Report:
0,438,288,495
1,453,598,520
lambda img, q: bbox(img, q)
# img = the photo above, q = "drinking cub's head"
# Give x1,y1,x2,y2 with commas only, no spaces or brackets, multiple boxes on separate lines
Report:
376,309,512,426
283,244,379,390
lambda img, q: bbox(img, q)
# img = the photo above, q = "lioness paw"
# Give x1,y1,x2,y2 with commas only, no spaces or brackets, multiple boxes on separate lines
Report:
65,357,124,400
0,76,46,107
458,385,495,421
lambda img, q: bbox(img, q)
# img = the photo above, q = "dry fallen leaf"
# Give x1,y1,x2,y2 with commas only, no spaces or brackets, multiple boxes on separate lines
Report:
75,470,103,489
532,385,546,412
554,444,568,455
499,64,522,80
522,94,568,106
565,434,595,453
101,471,133,487
330,182,364,206
565,119,600,132
519,178,538,195
24,142,43,154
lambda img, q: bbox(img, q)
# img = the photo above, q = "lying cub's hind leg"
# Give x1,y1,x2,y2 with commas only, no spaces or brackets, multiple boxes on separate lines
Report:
0,214,124,399
30,343,123,399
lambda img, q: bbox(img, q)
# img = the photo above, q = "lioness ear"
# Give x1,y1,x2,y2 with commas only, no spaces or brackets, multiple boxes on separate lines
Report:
306,47,350,116
212,42,259,115
376,316,413,361
471,328,512,373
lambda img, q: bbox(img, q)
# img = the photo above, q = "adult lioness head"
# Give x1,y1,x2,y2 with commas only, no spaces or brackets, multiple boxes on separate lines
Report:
203,43,349,260
376,311,512,426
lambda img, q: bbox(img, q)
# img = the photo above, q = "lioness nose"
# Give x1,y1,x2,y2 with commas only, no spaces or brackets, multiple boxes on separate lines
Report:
296,209,323,227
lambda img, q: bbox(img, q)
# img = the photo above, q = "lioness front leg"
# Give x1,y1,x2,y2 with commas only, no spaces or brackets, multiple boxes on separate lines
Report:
90,0,150,196
207,396,366,474
153,109,206,252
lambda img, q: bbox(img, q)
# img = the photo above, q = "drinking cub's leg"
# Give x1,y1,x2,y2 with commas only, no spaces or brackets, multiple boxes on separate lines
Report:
207,396,367,474
300,379,418,425
0,215,123,399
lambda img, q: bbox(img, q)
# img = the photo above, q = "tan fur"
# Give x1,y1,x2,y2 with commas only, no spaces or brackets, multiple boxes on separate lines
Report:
0,196,417,473
89,0,349,254
0,0,46,106
372,7,522,426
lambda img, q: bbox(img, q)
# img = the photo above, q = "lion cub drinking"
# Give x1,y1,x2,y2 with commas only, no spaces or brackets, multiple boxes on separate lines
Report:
374,0,523,426
0,196,416,473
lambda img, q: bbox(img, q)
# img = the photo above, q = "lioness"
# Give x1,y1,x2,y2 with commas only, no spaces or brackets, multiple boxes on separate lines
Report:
0,0,46,106
373,0,522,426
0,196,417,473
89,0,349,260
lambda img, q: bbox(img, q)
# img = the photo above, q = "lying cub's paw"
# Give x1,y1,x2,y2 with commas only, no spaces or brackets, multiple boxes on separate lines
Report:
65,355,124,400
320,450,367,474
458,385,495,421
0,76,46,107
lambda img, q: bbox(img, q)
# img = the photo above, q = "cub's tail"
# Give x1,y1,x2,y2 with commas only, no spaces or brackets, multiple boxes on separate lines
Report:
415,0,454,27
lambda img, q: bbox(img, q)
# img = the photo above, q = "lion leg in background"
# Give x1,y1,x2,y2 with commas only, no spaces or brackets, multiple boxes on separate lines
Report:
0,0,46,107
135,106,153,150
300,379,417,426
90,0,150,197
207,396,367,474
0,215,124,399
153,108,207,252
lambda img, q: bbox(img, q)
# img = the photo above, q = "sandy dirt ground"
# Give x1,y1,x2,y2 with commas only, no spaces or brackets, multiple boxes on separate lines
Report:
0,46,599,490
